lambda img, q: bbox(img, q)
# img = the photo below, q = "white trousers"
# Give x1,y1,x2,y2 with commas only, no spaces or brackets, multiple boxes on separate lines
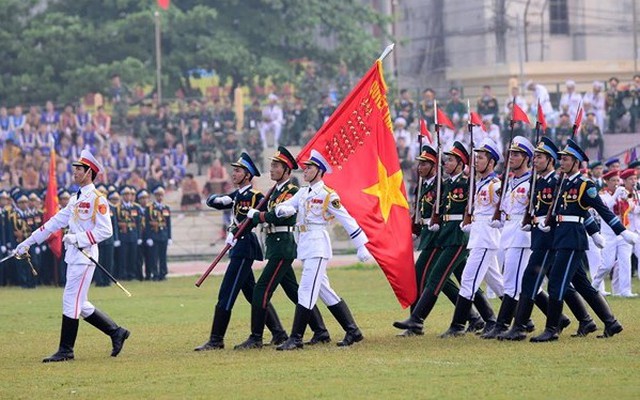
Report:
586,236,605,293
593,238,633,295
503,247,532,300
63,264,96,319
459,248,504,300
298,257,341,310
259,121,282,149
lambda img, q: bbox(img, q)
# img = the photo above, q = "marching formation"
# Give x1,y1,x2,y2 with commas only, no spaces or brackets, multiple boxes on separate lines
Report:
394,133,639,343
9,128,640,363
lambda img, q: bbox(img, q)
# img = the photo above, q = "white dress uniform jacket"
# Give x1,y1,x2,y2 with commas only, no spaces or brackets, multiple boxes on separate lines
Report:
277,180,368,260
468,173,502,249
28,183,113,262
500,172,532,248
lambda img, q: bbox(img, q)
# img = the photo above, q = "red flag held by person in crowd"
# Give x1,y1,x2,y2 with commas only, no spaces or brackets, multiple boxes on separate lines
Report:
512,103,530,124
44,148,62,260
470,111,486,132
157,0,170,10
419,118,433,144
436,108,455,130
297,60,416,308
536,100,547,132
573,104,584,130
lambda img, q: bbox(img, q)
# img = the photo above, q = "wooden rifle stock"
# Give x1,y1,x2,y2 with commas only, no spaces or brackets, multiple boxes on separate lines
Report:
195,184,277,287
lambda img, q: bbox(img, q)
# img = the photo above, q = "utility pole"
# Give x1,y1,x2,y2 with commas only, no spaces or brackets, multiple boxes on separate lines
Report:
155,11,162,104
495,0,507,64
634,0,638,75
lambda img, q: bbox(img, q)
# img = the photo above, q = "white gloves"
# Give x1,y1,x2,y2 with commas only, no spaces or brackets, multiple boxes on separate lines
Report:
0,245,6,254
621,230,639,245
276,205,296,218
247,208,259,219
16,242,30,257
114,240,121,247
225,232,237,247
459,222,472,233
146,238,154,247
489,219,503,229
63,234,78,246
591,232,606,249
538,220,551,233
214,196,233,206
428,223,440,232
520,223,532,232
137,238,143,245
168,239,173,246
357,245,372,262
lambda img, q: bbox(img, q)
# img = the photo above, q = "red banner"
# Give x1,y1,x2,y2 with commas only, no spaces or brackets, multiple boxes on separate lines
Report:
298,60,416,308
537,101,547,132
157,0,170,10
44,149,62,260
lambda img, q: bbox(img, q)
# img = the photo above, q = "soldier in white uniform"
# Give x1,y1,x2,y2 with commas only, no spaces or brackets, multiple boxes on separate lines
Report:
16,149,130,362
592,169,637,297
440,138,505,337
259,93,284,149
484,136,535,338
274,150,372,350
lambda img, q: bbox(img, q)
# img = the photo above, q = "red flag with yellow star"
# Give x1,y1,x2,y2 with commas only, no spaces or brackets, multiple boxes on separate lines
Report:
297,60,416,308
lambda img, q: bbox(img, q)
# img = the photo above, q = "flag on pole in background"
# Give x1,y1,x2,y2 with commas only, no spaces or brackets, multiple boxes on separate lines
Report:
44,148,62,260
157,0,170,10
537,100,547,132
436,108,455,130
512,103,530,124
297,60,416,308
470,111,486,132
419,118,433,144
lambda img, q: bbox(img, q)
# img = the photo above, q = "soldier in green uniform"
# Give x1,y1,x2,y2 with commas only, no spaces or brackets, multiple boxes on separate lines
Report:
477,85,500,125
419,88,436,126
394,142,496,334
396,145,485,336
445,88,466,128
589,161,604,192
234,147,330,349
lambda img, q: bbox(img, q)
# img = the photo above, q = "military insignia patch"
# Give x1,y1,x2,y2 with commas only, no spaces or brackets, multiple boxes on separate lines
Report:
98,204,108,215
331,199,341,209
586,187,597,198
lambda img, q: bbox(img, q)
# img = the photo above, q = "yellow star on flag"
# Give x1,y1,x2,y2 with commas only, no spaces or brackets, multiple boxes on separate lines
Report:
362,158,409,223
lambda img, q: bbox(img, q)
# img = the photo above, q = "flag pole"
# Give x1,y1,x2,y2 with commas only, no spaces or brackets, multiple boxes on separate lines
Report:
154,11,162,104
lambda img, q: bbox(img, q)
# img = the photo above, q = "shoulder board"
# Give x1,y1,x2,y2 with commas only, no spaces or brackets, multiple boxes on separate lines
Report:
323,185,335,194
93,189,105,198
287,183,296,190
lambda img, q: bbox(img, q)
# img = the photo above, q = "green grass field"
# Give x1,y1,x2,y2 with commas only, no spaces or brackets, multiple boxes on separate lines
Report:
1,265,639,400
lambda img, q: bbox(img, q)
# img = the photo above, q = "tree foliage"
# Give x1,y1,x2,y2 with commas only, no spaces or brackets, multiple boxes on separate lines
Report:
0,0,389,106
